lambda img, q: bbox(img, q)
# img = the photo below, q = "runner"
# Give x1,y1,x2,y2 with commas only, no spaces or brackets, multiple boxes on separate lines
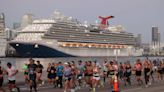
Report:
143,59,151,87
63,62,72,92
0,62,4,91
76,60,84,89
85,61,93,91
56,62,64,88
28,58,37,92
134,59,143,86
47,63,52,84
6,62,20,92
36,61,44,86
157,60,163,81
70,61,77,91
92,62,101,92
107,61,115,88
22,63,29,86
149,60,155,82
119,62,124,80
124,61,132,86
102,60,108,84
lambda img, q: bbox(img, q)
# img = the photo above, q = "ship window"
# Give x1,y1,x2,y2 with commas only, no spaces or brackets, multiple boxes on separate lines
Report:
34,44,39,48
16,44,19,46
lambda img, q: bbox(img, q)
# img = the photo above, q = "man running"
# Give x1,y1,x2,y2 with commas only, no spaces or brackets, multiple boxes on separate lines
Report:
6,62,20,92
124,61,132,86
56,62,64,88
28,58,37,92
77,60,84,89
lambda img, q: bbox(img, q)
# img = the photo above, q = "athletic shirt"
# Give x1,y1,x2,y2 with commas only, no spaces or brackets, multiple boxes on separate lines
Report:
86,66,93,75
103,63,108,72
135,63,142,71
126,65,131,73
64,67,72,77
28,64,37,75
7,66,17,81
50,66,56,75
37,64,43,73
71,65,76,76
77,65,84,75
109,65,115,75
93,67,99,76
56,65,64,76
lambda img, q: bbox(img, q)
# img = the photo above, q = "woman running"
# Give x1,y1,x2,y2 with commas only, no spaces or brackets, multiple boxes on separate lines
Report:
144,59,151,87
64,62,72,92
47,63,56,85
85,61,93,90
108,61,115,88
134,59,143,86
92,62,101,92
157,61,163,81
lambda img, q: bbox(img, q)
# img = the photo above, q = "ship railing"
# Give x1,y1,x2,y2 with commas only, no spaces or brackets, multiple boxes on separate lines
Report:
45,30,135,45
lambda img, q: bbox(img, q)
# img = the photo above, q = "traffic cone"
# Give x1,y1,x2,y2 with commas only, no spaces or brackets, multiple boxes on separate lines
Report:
112,75,119,92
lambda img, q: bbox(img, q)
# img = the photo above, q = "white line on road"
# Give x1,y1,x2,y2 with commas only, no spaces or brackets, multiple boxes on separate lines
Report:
122,87,142,92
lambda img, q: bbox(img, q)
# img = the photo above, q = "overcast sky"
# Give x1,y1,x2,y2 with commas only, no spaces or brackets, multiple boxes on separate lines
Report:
1,0,163,43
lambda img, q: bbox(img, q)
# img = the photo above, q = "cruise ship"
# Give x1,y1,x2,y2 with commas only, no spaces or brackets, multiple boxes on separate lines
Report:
8,11,136,57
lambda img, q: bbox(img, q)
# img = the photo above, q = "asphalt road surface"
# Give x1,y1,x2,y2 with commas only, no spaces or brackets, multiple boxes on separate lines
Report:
1,72,164,92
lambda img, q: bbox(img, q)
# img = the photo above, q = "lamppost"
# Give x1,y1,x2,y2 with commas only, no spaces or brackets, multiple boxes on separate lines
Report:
114,49,120,61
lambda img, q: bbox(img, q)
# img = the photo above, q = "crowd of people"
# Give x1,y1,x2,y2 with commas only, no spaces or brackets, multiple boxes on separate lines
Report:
0,58,164,92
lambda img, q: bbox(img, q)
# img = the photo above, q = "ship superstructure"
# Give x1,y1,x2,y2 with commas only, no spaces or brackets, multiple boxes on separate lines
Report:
8,11,136,57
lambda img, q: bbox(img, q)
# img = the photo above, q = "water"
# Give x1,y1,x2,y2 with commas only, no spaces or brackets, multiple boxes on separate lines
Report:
0,56,164,71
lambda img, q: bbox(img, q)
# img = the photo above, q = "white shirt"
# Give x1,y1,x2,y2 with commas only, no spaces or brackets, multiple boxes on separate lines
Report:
7,66,17,81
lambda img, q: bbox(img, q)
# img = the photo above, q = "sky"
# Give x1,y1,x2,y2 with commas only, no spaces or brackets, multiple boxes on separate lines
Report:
0,0,164,43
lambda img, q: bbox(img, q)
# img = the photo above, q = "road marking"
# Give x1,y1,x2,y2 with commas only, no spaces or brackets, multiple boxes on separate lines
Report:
122,87,142,92
19,85,54,91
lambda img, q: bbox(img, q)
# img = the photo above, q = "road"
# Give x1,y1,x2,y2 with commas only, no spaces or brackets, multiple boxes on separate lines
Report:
1,72,164,92
3,78,163,92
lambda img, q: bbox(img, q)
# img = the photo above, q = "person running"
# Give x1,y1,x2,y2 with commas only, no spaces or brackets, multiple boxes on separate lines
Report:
107,61,116,88
157,60,163,81
36,61,44,86
63,62,72,92
149,60,155,82
0,64,4,91
76,60,84,89
143,59,151,87
119,62,124,80
47,63,52,84
124,61,132,86
102,60,108,84
28,58,37,92
22,63,29,86
85,61,93,91
56,62,64,88
70,61,77,91
47,63,56,86
6,62,20,92
134,59,143,86
92,62,101,92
